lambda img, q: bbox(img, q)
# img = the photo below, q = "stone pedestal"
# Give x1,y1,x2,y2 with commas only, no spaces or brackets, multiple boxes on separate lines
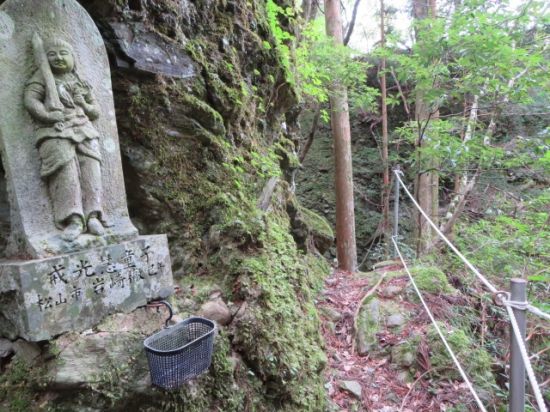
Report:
0,235,173,341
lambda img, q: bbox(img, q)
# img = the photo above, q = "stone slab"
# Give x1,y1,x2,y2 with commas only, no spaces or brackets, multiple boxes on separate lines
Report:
109,22,196,78
0,0,138,259
0,235,173,341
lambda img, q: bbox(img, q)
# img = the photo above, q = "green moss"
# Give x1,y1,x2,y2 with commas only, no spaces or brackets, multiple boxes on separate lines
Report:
226,213,327,410
409,266,455,295
275,142,300,170
356,297,380,354
427,322,495,384
178,93,225,135
304,252,330,292
299,207,333,240
0,356,36,412
391,333,422,370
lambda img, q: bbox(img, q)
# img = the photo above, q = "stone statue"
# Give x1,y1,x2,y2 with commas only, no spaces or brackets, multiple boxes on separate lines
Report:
24,35,109,242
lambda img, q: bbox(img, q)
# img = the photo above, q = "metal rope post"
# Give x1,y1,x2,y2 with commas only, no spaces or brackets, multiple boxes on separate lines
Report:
393,165,400,259
509,278,527,412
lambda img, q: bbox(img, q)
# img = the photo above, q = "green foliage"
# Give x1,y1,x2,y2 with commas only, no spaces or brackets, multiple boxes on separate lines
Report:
454,191,550,313
295,19,380,117
392,0,550,109
0,362,32,412
387,0,550,180
265,4,379,119
221,141,282,188
265,0,296,80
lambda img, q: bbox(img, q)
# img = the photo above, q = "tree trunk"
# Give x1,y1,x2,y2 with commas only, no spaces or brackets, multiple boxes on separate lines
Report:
412,0,439,255
325,0,357,271
380,0,390,243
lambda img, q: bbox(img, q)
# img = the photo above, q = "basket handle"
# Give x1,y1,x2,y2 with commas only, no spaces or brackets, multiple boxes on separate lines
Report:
157,300,173,328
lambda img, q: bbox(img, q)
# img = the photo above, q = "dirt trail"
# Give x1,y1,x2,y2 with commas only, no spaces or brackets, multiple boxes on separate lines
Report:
317,267,479,412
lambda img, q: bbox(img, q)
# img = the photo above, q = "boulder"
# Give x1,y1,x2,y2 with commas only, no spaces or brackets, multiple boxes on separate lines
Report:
13,340,41,362
0,338,14,357
49,331,148,389
340,380,362,399
356,298,379,356
320,307,343,322
387,313,405,328
381,285,403,298
198,300,232,326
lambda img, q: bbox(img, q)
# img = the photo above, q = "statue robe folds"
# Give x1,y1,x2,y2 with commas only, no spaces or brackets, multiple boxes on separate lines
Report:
25,71,105,230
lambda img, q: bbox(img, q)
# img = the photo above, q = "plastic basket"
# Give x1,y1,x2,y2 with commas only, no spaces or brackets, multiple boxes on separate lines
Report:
144,314,216,390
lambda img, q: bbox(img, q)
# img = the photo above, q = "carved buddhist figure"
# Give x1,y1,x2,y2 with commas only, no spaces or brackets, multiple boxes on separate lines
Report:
24,35,108,242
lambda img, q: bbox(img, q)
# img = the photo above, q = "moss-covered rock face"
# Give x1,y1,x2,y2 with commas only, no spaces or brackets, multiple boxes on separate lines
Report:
426,322,494,385
403,266,456,304
0,0,332,410
408,266,455,295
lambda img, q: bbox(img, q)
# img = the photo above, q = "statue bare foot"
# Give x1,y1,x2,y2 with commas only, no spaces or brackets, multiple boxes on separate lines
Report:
87,216,105,236
61,217,84,241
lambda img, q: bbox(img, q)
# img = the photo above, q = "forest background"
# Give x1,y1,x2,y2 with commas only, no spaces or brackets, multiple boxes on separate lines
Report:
293,0,550,408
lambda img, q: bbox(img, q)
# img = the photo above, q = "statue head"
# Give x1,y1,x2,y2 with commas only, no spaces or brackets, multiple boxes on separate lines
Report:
45,38,75,74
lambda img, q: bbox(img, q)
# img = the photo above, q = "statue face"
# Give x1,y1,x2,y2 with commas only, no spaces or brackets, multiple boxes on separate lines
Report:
46,46,74,74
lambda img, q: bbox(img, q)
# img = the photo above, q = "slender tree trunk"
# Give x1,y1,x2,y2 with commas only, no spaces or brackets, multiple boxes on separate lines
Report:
343,0,363,47
439,92,480,236
412,0,439,255
380,0,390,241
299,103,321,163
414,101,439,254
325,0,357,271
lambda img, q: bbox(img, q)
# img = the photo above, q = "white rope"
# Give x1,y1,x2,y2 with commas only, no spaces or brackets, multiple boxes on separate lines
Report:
393,170,498,294
391,237,489,412
526,305,550,321
503,300,529,311
505,303,549,412
395,169,550,324
502,299,550,321
394,169,550,409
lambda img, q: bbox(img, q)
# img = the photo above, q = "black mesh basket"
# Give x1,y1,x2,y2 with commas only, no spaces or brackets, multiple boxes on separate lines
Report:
144,314,216,390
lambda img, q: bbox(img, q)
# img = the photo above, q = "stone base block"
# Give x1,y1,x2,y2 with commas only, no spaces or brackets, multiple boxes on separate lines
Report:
0,235,173,341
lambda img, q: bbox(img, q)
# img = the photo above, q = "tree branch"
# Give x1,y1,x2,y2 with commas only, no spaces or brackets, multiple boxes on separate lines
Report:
390,67,411,120
299,103,322,163
343,0,362,46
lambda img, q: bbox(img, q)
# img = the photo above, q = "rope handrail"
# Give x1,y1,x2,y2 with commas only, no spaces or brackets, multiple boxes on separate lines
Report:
526,305,550,321
394,169,550,323
501,299,550,320
393,169,498,294
393,168,550,411
392,237,488,412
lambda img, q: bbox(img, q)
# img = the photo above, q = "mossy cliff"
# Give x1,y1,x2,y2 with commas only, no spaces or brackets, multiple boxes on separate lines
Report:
0,0,333,410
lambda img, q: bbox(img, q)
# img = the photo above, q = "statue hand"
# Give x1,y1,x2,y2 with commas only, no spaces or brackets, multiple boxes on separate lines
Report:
48,111,65,123
73,86,87,107
73,93,87,107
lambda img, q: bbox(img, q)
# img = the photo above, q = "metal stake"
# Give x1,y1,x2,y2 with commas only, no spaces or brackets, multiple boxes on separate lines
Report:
393,164,400,259
509,278,527,412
